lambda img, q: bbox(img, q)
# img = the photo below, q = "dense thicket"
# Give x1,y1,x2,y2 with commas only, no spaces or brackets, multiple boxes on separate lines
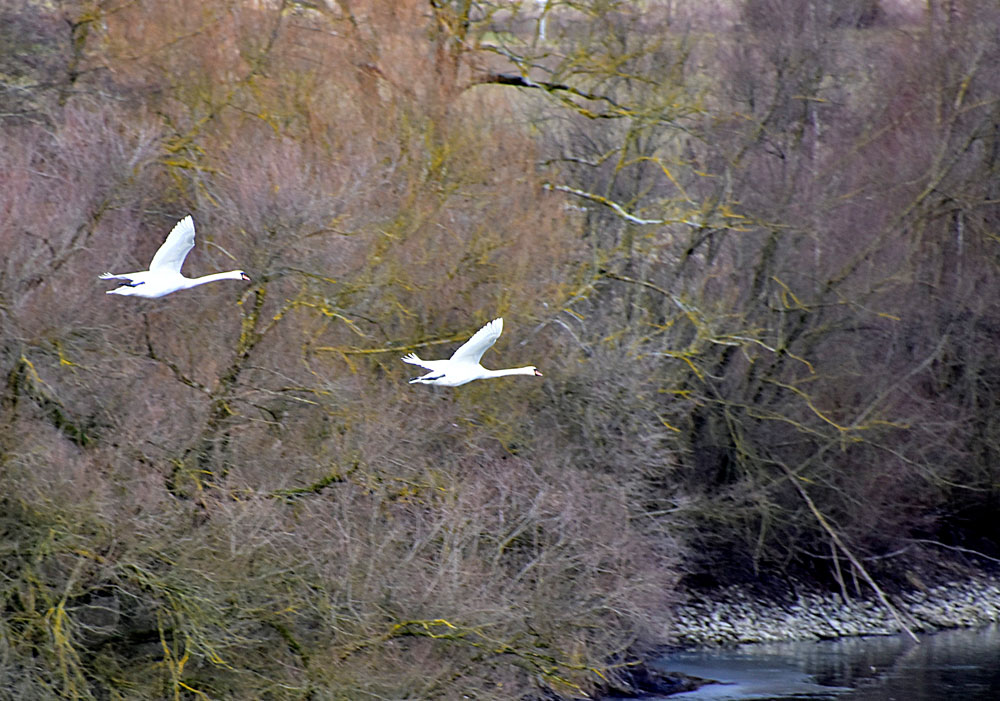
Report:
2,0,999,698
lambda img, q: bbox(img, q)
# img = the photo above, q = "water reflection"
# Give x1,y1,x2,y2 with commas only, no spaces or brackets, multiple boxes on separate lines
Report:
655,624,1000,700
840,624,1000,701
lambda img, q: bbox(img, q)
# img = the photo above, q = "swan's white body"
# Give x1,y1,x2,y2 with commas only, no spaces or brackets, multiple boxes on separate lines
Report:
100,215,250,298
402,318,542,387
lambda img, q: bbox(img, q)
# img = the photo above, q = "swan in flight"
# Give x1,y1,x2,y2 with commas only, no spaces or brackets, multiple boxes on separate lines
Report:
100,215,250,298
402,318,543,387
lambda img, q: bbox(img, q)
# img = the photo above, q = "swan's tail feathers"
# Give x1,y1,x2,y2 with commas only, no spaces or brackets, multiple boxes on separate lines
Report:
106,286,134,295
99,272,126,280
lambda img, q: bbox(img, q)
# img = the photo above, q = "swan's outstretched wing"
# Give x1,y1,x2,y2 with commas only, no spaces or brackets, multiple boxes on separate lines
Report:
148,215,196,273
449,318,503,364
400,353,440,371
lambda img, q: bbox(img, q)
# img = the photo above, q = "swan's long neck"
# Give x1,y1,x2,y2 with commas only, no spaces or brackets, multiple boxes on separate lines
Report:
184,270,246,288
481,366,538,379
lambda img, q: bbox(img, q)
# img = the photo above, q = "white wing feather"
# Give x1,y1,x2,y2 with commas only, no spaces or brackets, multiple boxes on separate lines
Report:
148,215,196,273
449,318,503,364
99,272,139,282
400,353,444,371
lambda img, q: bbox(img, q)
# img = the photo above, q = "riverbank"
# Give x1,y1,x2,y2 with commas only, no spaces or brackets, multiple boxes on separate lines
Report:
671,571,1000,647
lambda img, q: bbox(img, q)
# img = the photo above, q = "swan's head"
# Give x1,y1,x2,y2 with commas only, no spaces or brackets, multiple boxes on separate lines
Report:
239,271,251,281
532,368,543,377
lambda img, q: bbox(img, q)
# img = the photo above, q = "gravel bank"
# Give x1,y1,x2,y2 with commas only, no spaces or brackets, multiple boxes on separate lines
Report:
672,575,1000,647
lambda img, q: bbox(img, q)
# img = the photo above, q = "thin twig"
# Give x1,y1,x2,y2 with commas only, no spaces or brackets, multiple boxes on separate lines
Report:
780,461,920,643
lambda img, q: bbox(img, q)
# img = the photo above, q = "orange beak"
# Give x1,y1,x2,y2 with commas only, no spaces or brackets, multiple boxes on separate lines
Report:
241,272,252,281
534,369,544,377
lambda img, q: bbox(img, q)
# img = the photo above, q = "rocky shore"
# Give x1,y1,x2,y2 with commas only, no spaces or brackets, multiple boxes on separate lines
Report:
671,573,1000,647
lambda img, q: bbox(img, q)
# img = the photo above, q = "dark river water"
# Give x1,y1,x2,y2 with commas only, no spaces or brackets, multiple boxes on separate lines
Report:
655,624,1000,700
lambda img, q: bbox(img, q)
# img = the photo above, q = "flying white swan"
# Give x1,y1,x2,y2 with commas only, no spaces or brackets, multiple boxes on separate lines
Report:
402,318,543,387
99,215,250,298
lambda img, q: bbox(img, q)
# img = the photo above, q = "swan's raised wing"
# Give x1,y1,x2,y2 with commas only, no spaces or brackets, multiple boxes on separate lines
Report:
449,318,503,364
148,215,196,273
